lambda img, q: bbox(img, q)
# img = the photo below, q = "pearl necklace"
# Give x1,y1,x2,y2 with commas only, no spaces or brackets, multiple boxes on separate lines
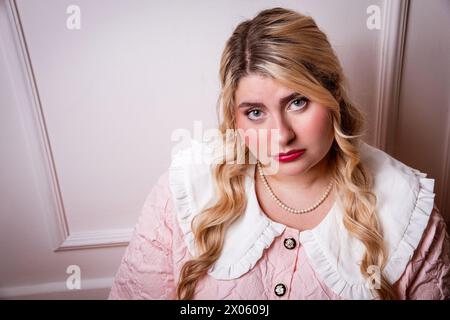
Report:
256,160,334,214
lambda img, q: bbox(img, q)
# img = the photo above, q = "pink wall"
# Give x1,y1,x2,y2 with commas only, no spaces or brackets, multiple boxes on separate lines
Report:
0,0,448,298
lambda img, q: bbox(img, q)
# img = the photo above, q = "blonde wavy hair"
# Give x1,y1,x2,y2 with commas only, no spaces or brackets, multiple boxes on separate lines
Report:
176,7,396,300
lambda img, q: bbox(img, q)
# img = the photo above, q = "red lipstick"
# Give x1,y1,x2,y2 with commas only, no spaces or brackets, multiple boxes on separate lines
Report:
275,149,306,162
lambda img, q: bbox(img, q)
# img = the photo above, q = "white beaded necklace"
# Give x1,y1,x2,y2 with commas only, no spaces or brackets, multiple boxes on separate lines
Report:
256,160,334,214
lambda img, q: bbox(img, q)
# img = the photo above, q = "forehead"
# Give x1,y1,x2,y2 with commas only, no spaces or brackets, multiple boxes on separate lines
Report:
235,74,294,102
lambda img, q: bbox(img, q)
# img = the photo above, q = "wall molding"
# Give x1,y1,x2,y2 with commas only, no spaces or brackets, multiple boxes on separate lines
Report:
375,0,409,153
2,0,69,250
56,228,133,251
3,0,132,251
1,0,420,251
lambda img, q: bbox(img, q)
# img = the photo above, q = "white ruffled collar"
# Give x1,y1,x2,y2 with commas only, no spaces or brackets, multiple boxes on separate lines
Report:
168,139,436,300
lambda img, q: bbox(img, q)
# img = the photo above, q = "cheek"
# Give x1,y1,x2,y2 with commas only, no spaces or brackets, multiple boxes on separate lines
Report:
238,127,261,153
235,116,266,154
235,115,253,146
297,108,333,141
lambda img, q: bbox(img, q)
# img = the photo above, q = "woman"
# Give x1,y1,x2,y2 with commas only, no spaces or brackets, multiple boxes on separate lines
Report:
109,7,450,300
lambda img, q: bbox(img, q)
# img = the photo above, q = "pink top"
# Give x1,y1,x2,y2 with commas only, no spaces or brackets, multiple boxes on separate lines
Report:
108,169,450,300
109,140,450,299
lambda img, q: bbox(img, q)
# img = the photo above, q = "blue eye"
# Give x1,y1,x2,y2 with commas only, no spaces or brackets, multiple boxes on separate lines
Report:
244,96,309,121
246,109,263,120
289,97,309,110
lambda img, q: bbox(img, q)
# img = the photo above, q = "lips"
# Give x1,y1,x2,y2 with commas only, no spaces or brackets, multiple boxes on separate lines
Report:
277,149,305,157
274,149,306,162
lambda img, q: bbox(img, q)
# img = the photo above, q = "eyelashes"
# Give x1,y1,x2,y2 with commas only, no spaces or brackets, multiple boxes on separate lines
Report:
245,96,309,121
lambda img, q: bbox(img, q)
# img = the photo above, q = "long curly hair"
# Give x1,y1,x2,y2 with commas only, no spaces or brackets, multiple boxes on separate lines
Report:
176,7,396,300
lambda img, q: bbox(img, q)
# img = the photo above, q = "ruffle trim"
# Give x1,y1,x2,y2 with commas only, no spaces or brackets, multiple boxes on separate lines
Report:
169,139,436,299
384,168,435,282
168,144,199,257
299,167,436,300
168,139,218,257
207,218,286,279
168,140,286,279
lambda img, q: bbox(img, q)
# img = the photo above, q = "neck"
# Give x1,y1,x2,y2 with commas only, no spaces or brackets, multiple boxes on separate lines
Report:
259,152,333,194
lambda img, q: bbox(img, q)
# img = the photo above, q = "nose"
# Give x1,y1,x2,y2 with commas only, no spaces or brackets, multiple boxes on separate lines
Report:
272,115,296,147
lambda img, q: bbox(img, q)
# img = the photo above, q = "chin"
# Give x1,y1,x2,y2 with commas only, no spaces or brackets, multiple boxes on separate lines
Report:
263,159,306,176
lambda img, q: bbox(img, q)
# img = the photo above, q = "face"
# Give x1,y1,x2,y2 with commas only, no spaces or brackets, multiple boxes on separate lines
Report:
234,73,334,177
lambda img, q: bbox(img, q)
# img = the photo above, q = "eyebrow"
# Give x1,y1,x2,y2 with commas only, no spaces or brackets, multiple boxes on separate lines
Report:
237,92,301,109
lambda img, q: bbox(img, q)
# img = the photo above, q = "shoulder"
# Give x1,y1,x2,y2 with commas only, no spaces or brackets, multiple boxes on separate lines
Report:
167,138,223,256
395,205,450,299
133,169,175,238
359,142,436,263
359,141,432,195
299,141,438,299
358,142,437,283
109,169,177,300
